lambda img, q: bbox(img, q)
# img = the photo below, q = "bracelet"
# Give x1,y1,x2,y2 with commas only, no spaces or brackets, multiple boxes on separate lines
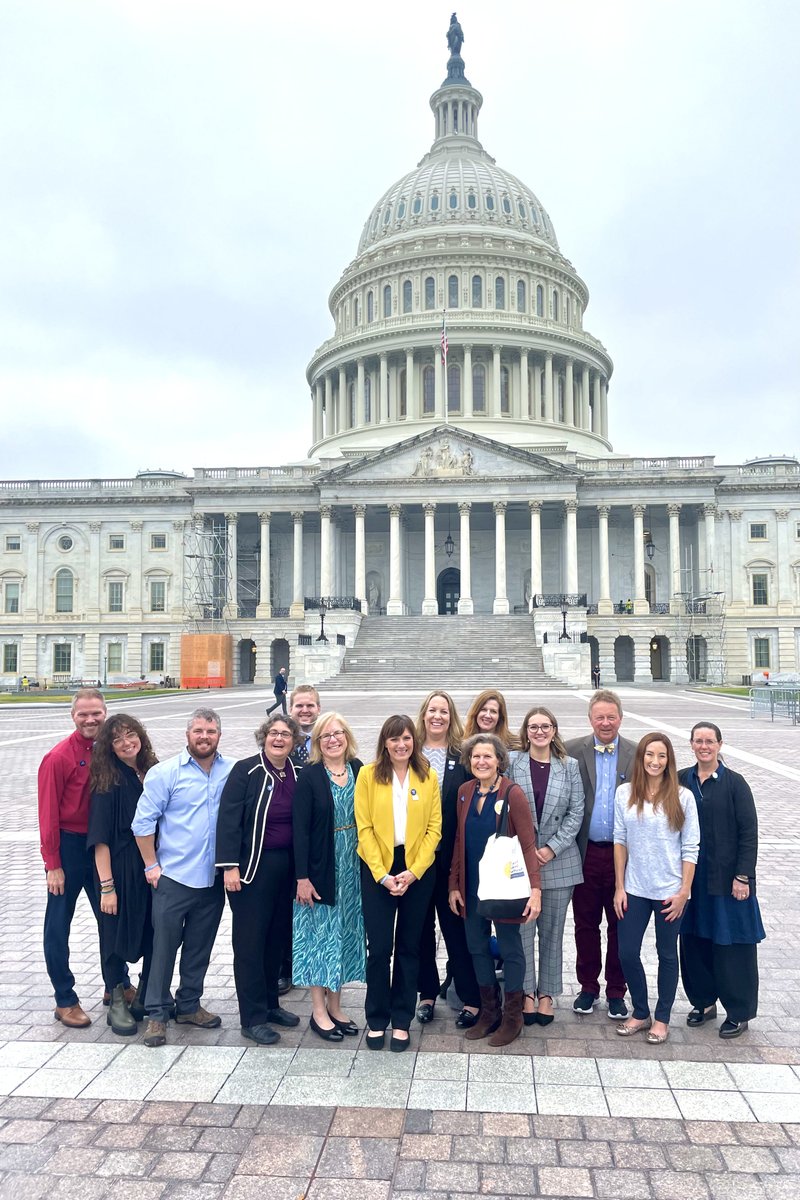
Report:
734,875,749,883
100,877,114,885
100,885,116,894
144,862,160,874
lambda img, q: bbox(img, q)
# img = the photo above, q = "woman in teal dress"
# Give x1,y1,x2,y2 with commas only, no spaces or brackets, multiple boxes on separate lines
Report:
292,711,366,1041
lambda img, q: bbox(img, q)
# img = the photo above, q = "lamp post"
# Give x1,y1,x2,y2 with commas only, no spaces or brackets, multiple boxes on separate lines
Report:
559,601,570,642
103,652,108,687
316,599,329,644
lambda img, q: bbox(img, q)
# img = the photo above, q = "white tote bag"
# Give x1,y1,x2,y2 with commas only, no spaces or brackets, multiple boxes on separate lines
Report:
476,793,531,920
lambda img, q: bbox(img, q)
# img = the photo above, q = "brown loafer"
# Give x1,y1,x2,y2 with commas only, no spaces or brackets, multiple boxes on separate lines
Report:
174,1006,221,1029
54,1004,91,1028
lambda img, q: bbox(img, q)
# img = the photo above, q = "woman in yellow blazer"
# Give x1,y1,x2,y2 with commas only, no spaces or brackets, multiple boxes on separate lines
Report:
355,714,441,1051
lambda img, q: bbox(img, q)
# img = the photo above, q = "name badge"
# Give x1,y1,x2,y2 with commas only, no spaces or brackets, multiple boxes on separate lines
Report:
410,789,418,799
494,800,503,815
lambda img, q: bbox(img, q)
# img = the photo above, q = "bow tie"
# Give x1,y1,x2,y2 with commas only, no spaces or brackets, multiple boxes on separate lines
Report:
594,743,615,754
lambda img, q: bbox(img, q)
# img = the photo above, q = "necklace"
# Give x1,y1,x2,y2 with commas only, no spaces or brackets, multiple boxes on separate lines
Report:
326,764,348,779
531,758,549,768
476,775,499,797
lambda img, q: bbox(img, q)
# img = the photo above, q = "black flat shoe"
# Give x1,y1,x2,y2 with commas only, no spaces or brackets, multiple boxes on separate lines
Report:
455,1008,479,1029
264,1006,300,1028
686,1004,717,1027
365,1031,385,1050
416,1002,435,1024
331,1017,359,1036
523,1012,537,1027
535,1012,555,1026
719,1019,748,1039
390,1033,410,1052
309,1016,344,1042
241,1023,280,1045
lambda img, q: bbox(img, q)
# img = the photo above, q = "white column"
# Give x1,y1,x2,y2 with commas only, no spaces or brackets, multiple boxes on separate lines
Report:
597,504,612,614
600,377,609,439
313,381,324,442
338,366,347,430
581,365,591,429
256,511,272,619
353,505,367,611
324,374,333,435
386,504,404,615
704,503,717,591
224,513,239,618
668,503,682,612
405,348,416,418
388,361,398,422
319,506,332,597
24,521,40,619
422,502,438,614
290,511,304,618
533,360,542,419
727,509,743,607
543,352,554,421
564,358,574,426
463,344,473,417
356,359,365,427
493,501,509,614
565,500,579,596
529,501,542,599
776,508,791,610
379,353,389,424
492,345,502,417
592,374,601,433
87,522,101,618
457,502,473,614
519,349,529,418
633,504,647,613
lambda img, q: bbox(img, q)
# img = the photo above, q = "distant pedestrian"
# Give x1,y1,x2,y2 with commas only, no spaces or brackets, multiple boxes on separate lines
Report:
591,663,601,689
267,667,288,715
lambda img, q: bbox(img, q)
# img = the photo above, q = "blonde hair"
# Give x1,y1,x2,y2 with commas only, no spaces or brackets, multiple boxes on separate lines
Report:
415,690,464,756
309,712,358,763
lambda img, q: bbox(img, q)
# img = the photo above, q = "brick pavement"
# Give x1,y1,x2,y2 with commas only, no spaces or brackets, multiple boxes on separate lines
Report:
1,684,799,1197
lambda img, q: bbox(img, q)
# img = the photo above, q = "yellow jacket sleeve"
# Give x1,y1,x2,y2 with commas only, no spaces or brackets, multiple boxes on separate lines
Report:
405,770,442,881
355,763,391,882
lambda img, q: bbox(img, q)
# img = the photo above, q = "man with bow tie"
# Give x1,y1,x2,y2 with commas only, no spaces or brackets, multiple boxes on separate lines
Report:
566,690,636,1019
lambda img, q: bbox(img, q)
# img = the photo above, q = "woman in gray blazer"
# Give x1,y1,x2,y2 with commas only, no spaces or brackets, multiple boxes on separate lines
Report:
508,706,584,1025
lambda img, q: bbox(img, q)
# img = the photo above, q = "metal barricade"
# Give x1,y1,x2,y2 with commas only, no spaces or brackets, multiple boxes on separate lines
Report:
749,687,800,724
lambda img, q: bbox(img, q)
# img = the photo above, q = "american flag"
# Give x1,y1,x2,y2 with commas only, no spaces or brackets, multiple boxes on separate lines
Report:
440,310,448,365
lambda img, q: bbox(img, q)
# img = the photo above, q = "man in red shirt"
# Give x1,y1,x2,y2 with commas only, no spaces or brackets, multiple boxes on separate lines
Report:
39,687,113,1027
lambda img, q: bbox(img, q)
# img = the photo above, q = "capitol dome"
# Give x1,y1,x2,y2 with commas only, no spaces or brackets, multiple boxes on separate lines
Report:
306,19,613,461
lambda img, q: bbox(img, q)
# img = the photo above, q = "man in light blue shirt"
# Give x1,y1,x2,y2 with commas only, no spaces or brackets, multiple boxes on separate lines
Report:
133,707,235,1047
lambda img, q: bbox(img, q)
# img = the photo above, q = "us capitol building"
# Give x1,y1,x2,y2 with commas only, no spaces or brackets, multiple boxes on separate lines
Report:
1,18,798,690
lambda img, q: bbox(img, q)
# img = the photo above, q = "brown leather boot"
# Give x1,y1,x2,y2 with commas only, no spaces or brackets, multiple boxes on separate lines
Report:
489,989,525,1047
464,985,502,1040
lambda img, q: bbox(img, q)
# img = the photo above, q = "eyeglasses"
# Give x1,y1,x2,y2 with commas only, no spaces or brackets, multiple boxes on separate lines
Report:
319,730,345,741
691,739,719,747
267,731,291,740
527,723,553,734
112,732,138,746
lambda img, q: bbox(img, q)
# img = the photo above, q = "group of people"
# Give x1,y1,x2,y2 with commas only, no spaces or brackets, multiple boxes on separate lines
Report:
38,684,764,1052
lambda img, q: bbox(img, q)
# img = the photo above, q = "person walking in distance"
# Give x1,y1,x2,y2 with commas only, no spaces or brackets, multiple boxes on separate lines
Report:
267,667,288,715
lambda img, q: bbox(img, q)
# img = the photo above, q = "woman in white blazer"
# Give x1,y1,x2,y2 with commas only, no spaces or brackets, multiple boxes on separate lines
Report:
508,706,584,1025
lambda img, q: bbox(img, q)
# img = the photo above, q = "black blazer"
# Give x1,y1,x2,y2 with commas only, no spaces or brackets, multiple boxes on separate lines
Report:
436,752,471,874
678,764,758,894
215,753,299,884
293,759,363,906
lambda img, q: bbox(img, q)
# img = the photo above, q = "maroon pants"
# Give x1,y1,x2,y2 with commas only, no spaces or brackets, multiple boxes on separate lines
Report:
572,841,626,999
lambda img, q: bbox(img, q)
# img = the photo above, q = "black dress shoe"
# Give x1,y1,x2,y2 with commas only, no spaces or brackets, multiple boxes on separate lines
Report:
277,977,292,996
416,1002,435,1024
719,1019,748,1039
455,1008,478,1029
265,1006,300,1028
390,1033,410,1052
535,1012,555,1026
242,1024,280,1045
686,1004,717,1027
331,1016,359,1036
523,1011,537,1027
365,1031,385,1050
309,1016,344,1042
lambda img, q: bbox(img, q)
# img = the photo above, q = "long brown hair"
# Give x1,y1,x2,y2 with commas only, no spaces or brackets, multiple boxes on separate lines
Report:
464,689,512,746
90,714,158,795
628,732,684,831
415,690,464,756
373,715,430,786
517,705,568,761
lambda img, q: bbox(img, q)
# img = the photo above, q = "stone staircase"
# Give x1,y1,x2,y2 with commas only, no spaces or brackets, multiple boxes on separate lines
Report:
321,614,563,690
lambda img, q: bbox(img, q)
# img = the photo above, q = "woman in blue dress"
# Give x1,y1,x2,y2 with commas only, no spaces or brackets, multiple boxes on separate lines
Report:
292,712,366,1041
679,722,765,1039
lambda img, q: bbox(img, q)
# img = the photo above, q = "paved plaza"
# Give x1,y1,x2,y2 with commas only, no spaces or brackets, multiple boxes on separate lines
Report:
1,683,799,1198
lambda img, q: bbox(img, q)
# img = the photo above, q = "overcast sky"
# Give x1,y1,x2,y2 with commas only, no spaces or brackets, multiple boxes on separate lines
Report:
2,0,798,480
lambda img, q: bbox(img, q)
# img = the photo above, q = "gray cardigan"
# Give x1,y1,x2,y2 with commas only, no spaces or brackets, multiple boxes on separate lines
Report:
507,752,585,890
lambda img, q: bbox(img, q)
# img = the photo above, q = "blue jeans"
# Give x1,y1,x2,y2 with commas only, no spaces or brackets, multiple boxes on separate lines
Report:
617,892,683,1024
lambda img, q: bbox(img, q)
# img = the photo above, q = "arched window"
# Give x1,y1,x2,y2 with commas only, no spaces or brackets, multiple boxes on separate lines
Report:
471,274,483,307
536,284,544,317
516,279,526,312
447,364,461,414
448,274,459,309
397,199,406,219
383,205,392,226
422,365,435,414
424,276,436,310
500,365,510,414
467,190,477,210
502,195,512,214
55,568,73,613
402,279,412,313
353,297,361,325
495,277,506,310
552,289,559,321
485,193,495,211
364,375,372,423
430,193,439,211
383,284,392,318
517,199,526,219
472,363,486,413
367,291,374,323
412,194,422,215
448,190,458,210
399,369,407,418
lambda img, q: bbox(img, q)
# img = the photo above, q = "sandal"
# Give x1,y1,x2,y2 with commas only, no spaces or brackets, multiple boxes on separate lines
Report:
616,1017,651,1037
523,993,537,1027
646,1027,669,1044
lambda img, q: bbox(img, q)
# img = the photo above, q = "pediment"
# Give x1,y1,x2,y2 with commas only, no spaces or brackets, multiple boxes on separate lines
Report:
318,426,580,485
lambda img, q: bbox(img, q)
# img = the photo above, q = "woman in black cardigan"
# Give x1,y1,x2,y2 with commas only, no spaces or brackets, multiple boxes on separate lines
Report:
679,722,765,1039
293,712,366,1041
414,690,480,1029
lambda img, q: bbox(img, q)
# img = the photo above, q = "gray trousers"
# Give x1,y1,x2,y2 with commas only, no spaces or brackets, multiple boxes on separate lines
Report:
521,885,574,997
145,874,224,1023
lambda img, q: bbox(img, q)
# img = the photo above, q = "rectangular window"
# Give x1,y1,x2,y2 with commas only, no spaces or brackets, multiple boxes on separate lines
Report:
108,581,124,613
749,522,767,540
5,535,21,552
4,582,20,614
149,642,165,672
754,638,770,669
107,642,123,672
751,574,768,606
53,644,72,674
150,533,167,551
108,534,125,550
2,644,18,673
150,580,166,612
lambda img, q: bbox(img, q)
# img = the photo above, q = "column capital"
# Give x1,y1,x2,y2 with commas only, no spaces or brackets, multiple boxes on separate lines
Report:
703,502,718,517
423,502,437,514
352,504,366,518
172,520,186,531
388,503,402,518
564,499,579,514
528,500,542,514
491,344,502,354
257,511,271,523
727,509,742,521
26,521,40,533
632,504,646,519
462,342,473,353
458,501,472,515
225,512,238,524
597,504,610,518
667,503,682,517
775,508,789,521
131,520,143,531
493,501,507,514
88,522,101,533
319,505,332,520
379,350,387,362
292,510,305,522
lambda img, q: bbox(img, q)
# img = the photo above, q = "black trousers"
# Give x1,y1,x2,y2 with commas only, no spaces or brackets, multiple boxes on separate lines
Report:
464,895,526,993
229,847,293,1026
617,893,682,1024
361,848,435,1032
680,933,759,1023
417,863,480,1008
145,874,224,1023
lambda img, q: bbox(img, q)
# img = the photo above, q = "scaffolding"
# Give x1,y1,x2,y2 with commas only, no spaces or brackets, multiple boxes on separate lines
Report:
183,518,231,632
673,547,727,684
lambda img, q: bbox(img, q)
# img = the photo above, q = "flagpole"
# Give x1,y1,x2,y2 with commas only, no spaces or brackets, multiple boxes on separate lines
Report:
441,308,448,426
